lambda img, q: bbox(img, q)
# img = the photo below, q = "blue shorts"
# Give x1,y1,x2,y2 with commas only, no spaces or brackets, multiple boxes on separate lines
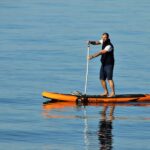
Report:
100,65,114,80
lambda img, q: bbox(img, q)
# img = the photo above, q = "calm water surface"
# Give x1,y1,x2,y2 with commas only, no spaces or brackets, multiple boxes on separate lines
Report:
0,0,150,150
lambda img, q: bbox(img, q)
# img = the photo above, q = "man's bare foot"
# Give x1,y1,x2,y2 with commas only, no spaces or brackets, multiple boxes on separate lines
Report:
108,92,115,97
100,93,108,97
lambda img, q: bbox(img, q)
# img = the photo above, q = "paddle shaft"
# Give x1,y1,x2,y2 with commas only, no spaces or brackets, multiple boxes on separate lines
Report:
84,44,90,95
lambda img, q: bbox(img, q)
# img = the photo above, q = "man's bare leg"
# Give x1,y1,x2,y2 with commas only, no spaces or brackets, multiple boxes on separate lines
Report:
108,80,115,97
100,80,108,96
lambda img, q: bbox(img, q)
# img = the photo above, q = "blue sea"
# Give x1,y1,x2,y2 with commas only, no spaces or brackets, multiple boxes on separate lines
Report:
0,0,150,149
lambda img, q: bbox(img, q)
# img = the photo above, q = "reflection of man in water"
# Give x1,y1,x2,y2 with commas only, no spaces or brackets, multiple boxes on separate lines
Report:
98,106,115,150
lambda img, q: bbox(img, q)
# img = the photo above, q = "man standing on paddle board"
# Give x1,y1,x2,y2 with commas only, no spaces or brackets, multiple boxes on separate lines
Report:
88,33,115,97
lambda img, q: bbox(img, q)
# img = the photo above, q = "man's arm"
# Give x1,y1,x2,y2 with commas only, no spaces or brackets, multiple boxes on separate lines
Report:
88,41,101,45
89,50,107,60
89,45,112,60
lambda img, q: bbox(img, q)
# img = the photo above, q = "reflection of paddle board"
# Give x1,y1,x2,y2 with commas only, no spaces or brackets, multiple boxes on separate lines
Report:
42,92,150,103
43,101,150,111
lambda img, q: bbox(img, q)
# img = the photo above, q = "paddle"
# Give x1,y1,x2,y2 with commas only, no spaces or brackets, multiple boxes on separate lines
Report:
82,43,90,148
84,43,90,95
